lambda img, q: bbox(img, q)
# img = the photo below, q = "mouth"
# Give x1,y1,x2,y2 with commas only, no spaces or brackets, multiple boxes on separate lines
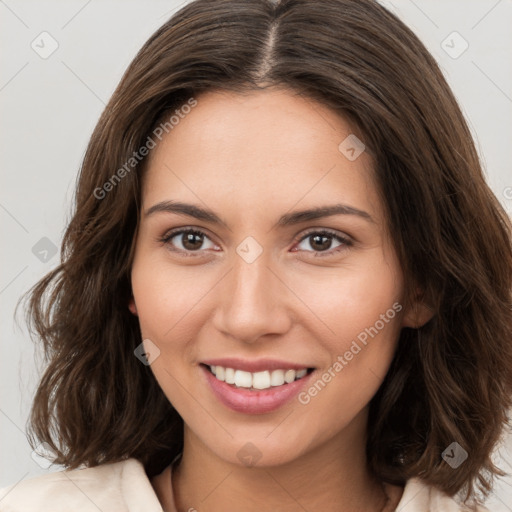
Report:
200,361,316,414
201,363,315,391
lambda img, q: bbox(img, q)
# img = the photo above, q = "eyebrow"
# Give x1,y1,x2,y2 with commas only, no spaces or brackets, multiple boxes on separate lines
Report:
144,200,374,227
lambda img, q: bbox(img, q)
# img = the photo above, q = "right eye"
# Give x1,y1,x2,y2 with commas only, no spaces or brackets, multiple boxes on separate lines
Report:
160,228,220,256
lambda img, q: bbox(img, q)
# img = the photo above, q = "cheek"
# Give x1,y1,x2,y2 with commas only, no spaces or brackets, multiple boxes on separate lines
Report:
291,254,403,343
130,257,197,407
291,253,403,405
130,252,211,341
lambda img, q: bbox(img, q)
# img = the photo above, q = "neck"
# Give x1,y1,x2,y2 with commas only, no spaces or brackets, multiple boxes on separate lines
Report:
171,412,391,512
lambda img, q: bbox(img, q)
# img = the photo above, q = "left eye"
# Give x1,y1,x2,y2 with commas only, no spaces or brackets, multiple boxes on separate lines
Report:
294,230,352,255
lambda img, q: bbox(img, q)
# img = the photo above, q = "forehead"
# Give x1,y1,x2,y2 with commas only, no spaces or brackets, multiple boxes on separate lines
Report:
142,88,382,226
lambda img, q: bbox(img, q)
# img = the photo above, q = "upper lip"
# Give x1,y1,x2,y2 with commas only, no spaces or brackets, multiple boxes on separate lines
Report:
201,358,314,373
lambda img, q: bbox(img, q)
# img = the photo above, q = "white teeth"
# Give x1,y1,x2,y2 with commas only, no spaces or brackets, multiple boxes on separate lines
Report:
270,369,285,386
216,366,225,381
234,370,252,388
252,371,270,390
284,369,296,383
225,367,236,384
208,365,310,390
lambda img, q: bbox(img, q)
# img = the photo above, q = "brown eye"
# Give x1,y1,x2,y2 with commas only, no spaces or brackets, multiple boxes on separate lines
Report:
161,228,217,254
294,229,352,256
307,234,334,251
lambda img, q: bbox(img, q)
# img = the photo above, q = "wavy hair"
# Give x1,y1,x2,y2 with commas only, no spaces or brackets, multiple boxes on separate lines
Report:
21,0,512,505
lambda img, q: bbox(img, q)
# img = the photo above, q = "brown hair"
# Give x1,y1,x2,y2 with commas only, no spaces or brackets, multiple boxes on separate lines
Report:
22,0,512,505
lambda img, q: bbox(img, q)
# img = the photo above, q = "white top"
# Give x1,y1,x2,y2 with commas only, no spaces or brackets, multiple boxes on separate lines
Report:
0,457,489,511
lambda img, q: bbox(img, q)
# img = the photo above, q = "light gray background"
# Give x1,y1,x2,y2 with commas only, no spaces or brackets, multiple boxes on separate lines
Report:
1,0,511,509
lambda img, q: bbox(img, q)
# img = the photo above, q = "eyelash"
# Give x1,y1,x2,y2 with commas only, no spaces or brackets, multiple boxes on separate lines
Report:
159,227,353,258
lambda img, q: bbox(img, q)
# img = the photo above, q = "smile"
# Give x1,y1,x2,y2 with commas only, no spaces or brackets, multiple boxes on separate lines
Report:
200,360,316,414
206,364,312,390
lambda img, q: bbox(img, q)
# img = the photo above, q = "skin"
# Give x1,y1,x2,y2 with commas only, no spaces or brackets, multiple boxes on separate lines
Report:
129,87,433,512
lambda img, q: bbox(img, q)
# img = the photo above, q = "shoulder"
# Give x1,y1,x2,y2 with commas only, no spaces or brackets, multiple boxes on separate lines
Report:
398,477,490,512
0,458,163,512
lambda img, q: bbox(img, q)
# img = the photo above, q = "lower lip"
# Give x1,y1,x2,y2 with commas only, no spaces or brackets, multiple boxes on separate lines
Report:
201,365,314,414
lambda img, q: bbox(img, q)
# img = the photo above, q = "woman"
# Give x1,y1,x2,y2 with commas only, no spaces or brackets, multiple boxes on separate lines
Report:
2,0,511,510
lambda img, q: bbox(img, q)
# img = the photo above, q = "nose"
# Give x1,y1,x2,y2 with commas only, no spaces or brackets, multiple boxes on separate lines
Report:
212,247,292,344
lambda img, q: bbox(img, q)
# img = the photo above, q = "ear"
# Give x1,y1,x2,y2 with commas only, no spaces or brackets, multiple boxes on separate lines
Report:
128,297,138,316
401,288,434,329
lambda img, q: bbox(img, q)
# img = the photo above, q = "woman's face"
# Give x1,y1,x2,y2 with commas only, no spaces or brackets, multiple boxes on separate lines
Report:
130,88,421,467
